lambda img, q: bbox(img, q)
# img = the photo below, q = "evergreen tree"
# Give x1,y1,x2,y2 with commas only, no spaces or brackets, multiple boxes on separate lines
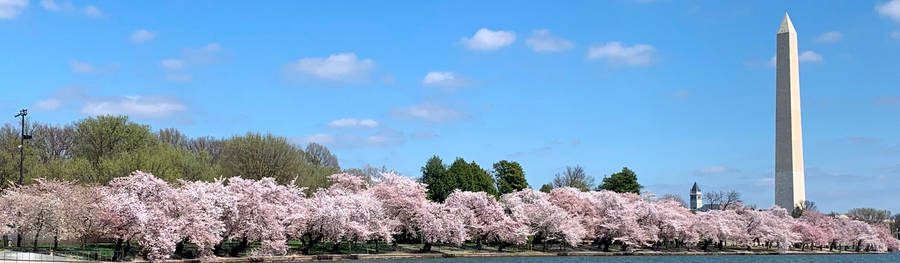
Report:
421,155,449,201
493,160,528,195
598,167,643,194
539,183,553,193
446,158,497,198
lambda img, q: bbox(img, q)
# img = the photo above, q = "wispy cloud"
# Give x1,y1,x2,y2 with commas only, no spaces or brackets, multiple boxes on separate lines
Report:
131,29,157,43
815,31,844,43
0,0,28,19
693,166,740,176
70,60,119,74
297,129,404,148
460,28,516,51
159,43,224,82
284,53,375,83
327,118,379,129
526,29,574,53
40,0,103,18
587,41,657,66
838,137,883,144
875,96,900,105
391,103,467,123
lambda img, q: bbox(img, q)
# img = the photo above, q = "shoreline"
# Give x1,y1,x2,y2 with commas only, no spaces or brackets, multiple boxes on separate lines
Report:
60,250,888,263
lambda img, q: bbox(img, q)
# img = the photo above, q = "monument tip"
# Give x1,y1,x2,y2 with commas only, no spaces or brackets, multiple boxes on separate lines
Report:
778,13,795,34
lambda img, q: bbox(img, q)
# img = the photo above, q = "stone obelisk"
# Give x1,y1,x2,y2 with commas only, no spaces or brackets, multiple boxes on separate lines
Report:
775,13,806,213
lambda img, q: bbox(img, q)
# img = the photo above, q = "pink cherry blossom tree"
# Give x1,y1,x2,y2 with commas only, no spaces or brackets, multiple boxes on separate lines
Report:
501,189,585,249
367,172,466,252
444,190,528,251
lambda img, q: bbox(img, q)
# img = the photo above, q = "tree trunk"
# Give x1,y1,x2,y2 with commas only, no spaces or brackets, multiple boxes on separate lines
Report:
123,240,132,259
475,239,483,250
53,236,58,250
331,242,340,254
230,237,249,257
16,233,22,248
33,232,40,251
112,239,123,261
421,242,433,252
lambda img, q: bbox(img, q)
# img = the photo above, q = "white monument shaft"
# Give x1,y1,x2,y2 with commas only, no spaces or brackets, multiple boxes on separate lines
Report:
775,13,806,212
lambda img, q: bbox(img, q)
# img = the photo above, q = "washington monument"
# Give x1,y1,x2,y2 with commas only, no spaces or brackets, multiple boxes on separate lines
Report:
775,13,806,213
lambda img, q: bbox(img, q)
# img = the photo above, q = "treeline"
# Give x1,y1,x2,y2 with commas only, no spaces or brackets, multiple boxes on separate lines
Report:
419,155,643,202
0,115,340,189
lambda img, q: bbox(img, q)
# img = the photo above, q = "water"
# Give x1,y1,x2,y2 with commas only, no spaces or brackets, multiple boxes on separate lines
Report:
354,253,900,263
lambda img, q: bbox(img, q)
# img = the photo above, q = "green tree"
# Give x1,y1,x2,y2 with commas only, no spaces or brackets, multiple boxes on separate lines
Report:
447,158,497,197
599,167,643,194
539,183,553,193
101,143,219,183
493,160,528,195
72,115,156,179
421,155,449,201
220,132,334,189
846,208,892,224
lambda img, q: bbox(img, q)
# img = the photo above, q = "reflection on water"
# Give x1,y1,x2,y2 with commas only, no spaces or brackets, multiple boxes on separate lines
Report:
349,253,900,263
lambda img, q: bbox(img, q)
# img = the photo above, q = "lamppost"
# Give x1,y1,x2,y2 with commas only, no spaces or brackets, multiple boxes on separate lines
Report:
14,109,31,185
12,109,31,248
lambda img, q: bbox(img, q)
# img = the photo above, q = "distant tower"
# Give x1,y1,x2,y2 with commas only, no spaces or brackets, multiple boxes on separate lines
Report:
775,13,806,213
690,182,702,211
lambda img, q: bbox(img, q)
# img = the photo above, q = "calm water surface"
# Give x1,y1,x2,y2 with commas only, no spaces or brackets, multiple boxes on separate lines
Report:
353,253,900,263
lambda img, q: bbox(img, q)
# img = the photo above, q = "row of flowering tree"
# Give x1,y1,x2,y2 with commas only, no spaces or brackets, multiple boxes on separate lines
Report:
1,171,897,261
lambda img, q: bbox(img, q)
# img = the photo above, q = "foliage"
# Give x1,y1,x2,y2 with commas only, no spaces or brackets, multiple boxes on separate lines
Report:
538,183,553,193
422,156,498,201
846,208,892,225
493,160,528,195
598,167,642,194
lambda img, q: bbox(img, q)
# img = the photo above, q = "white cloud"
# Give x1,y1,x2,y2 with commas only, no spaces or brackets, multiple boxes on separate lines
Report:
131,29,157,43
81,95,187,118
798,50,823,63
877,0,900,22
34,98,61,110
422,71,468,88
411,131,438,139
694,166,740,176
526,29,574,52
69,60,118,74
158,43,224,82
70,60,96,73
284,53,375,82
40,0,102,18
587,41,657,66
815,31,844,43
297,129,403,148
165,73,192,82
40,0,62,11
0,0,28,19
327,118,379,129
460,28,516,51
392,103,466,123
82,5,102,17
160,59,186,70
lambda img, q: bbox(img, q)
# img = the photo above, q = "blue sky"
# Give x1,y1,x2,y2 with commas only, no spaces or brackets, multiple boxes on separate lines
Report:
2,0,900,213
